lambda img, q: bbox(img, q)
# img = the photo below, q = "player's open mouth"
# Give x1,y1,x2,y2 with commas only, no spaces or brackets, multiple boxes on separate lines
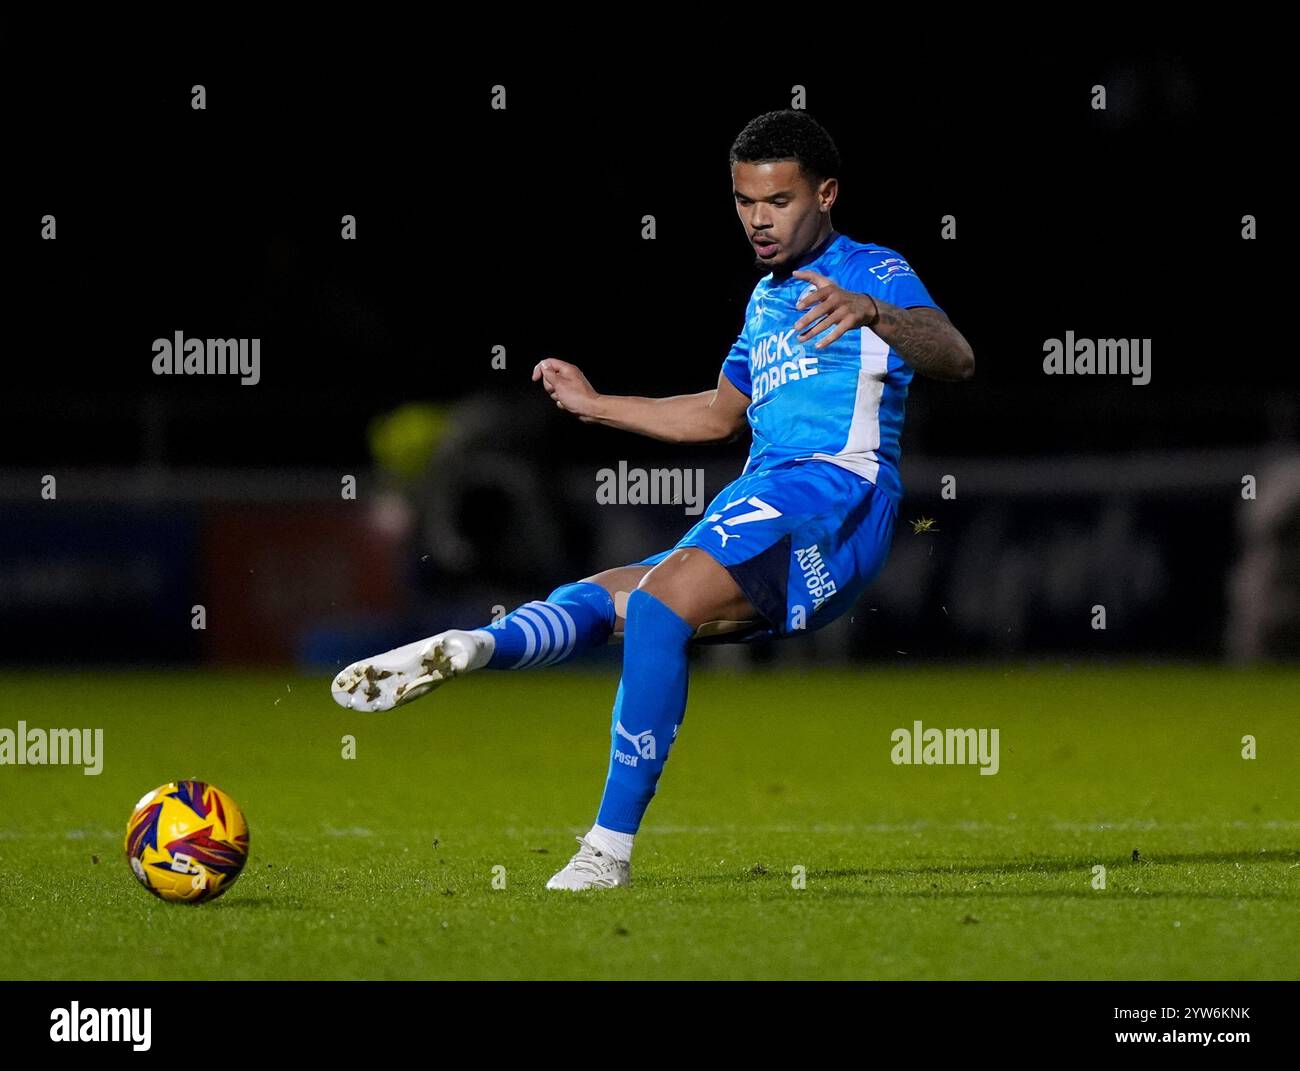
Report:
754,239,780,258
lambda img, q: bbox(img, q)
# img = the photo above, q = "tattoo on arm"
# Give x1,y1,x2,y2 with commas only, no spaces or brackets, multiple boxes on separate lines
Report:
871,303,974,381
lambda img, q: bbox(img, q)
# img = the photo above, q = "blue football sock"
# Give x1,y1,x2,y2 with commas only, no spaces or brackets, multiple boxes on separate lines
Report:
478,581,617,669
595,589,694,834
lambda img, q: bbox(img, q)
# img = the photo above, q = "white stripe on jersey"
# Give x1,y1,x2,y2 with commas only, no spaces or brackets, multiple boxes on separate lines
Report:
806,324,888,481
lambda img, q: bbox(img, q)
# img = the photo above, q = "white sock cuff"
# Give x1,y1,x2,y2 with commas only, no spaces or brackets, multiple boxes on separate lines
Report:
587,823,635,862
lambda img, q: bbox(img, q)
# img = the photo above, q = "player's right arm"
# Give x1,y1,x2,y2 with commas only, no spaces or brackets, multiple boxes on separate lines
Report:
531,359,749,445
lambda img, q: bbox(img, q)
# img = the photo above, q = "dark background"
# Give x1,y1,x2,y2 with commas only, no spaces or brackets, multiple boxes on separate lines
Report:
6,51,1289,465
2,45,1292,666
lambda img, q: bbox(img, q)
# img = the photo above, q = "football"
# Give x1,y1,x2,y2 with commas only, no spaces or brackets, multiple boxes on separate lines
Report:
124,780,250,904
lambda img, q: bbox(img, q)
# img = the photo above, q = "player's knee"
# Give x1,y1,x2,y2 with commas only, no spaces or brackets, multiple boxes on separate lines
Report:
638,549,748,629
633,570,691,624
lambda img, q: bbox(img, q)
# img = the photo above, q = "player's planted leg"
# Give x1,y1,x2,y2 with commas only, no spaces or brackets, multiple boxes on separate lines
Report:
332,580,619,712
547,549,755,890
545,590,691,890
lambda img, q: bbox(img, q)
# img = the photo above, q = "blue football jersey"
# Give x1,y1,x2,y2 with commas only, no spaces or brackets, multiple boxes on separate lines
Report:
720,231,943,508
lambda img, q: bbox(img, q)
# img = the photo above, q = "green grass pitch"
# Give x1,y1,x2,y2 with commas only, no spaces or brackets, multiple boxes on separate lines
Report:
0,665,1296,980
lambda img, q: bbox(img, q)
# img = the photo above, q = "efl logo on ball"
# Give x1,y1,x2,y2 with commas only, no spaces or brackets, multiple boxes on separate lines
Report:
124,780,250,903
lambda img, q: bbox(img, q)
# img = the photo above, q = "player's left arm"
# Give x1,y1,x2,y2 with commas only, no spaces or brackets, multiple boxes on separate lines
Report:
791,269,975,382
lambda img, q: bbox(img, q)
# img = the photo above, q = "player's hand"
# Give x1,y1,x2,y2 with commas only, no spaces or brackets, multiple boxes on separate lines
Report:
532,359,602,421
791,269,882,349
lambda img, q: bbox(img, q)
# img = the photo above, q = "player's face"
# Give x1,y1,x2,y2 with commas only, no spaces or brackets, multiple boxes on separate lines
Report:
732,160,836,272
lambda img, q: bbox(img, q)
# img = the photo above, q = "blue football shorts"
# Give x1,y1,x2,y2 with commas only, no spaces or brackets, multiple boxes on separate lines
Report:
635,459,897,642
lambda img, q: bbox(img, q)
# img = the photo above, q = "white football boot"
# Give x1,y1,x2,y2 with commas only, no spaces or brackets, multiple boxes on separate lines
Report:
331,629,493,712
545,835,632,891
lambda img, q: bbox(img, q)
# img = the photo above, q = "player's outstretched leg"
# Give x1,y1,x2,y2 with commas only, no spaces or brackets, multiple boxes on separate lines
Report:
331,580,618,712
547,549,754,890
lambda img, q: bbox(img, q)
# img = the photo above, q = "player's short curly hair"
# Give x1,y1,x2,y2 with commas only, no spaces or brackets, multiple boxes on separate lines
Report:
729,110,842,185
